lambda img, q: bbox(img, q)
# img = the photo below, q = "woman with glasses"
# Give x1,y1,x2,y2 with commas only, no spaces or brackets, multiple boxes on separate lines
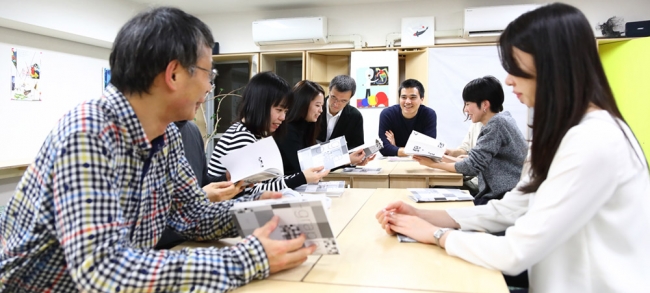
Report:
377,3,650,292
207,71,330,193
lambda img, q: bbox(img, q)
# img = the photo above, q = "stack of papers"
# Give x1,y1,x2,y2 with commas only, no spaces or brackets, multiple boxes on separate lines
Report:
294,181,346,197
408,188,474,202
230,197,339,255
298,136,350,170
403,131,446,162
341,167,382,174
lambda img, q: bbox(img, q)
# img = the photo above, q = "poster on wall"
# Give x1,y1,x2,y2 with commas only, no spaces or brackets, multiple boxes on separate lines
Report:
103,67,111,91
401,16,435,47
10,48,42,101
350,51,398,109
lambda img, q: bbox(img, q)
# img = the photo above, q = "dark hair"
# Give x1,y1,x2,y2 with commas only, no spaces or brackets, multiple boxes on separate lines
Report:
109,7,214,95
329,75,356,97
285,80,325,146
237,71,292,137
398,79,425,99
462,76,504,119
499,3,642,193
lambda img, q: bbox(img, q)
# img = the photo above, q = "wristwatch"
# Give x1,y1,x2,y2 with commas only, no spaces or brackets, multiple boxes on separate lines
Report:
433,228,453,247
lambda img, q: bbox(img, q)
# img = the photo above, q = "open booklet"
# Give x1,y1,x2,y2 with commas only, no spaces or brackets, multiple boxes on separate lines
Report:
230,197,340,255
404,130,447,162
408,188,474,202
293,181,346,197
219,136,283,184
298,136,351,170
348,138,383,160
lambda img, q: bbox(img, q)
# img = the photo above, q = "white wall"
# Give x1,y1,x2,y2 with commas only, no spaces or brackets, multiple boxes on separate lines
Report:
199,0,650,53
0,27,112,204
0,0,143,48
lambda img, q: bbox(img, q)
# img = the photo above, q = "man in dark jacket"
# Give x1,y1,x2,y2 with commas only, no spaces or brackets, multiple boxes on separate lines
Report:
317,75,364,149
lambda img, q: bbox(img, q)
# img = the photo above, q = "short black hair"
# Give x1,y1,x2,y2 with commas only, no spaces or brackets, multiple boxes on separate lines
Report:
237,71,292,137
109,7,214,95
462,76,504,115
398,79,425,99
329,75,356,98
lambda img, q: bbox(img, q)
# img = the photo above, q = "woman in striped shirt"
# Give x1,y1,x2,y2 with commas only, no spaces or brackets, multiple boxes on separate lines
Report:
207,71,329,193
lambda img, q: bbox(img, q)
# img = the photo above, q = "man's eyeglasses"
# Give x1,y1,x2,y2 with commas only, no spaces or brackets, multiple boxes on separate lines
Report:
191,65,218,84
330,96,349,105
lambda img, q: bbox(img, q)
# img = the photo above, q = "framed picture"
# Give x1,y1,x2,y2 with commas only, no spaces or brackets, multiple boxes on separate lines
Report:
401,17,435,47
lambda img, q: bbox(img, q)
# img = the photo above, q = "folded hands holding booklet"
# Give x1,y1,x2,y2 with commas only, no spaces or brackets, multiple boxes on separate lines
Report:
219,137,283,184
404,130,447,162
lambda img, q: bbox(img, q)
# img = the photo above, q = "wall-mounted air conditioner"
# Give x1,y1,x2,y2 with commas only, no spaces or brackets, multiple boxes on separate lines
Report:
464,4,541,38
252,17,328,46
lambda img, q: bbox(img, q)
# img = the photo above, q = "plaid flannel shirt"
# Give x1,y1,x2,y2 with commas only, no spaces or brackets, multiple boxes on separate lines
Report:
0,85,270,292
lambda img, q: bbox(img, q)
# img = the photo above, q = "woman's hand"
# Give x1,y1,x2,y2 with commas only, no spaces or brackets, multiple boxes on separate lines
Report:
303,166,330,183
375,201,419,235
203,181,245,202
442,155,461,163
384,213,439,244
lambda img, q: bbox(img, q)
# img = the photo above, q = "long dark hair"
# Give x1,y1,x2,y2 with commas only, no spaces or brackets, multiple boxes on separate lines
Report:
284,80,324,146
237,71,292,138
499,3,642,193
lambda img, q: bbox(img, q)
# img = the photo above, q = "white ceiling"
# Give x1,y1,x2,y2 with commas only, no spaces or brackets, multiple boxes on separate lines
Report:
127,0,420,15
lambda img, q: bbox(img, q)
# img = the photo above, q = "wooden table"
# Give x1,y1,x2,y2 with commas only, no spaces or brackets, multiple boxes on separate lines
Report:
323,159,398,188
389,161,463,188
176,189,375,282
304,189,507,293
176,189,507,293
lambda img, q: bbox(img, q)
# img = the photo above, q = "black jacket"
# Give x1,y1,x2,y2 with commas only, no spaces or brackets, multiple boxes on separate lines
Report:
317,97,365,149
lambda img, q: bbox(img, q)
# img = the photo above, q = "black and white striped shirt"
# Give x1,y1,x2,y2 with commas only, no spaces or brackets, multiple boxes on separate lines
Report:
208,122,306,192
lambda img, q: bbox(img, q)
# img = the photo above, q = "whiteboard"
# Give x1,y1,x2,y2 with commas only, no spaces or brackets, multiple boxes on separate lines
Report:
427,46,530,148
0,27,110,163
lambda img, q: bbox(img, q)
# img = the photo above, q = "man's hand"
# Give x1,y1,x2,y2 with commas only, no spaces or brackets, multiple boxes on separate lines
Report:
253,216,317,274
385,130,396,146
203,181,244,202
349,149,366,165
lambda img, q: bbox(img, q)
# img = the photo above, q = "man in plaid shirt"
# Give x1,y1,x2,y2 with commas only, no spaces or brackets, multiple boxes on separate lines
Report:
0,7,315,293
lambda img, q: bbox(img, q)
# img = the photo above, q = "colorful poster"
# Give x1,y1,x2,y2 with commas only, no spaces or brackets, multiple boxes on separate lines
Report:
10,48,42,101
355,66,389,108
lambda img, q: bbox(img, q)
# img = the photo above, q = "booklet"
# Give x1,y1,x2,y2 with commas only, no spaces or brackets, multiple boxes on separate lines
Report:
397,233,418,243
408,188,474,202
230,197,340,255
404,131,447,162
298,136,351,170
219,136,283,184
341,167,382,174
348,138,383,159
294,181,346,197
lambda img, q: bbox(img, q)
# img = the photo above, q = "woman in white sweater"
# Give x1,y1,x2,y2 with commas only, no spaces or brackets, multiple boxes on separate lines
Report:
377,3,650,292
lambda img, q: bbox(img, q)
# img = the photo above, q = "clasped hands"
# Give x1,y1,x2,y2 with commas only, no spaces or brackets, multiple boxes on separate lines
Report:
375,201,443,246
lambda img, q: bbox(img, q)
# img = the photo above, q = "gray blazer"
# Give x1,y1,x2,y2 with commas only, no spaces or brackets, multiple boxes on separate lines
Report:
455,111,527,204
